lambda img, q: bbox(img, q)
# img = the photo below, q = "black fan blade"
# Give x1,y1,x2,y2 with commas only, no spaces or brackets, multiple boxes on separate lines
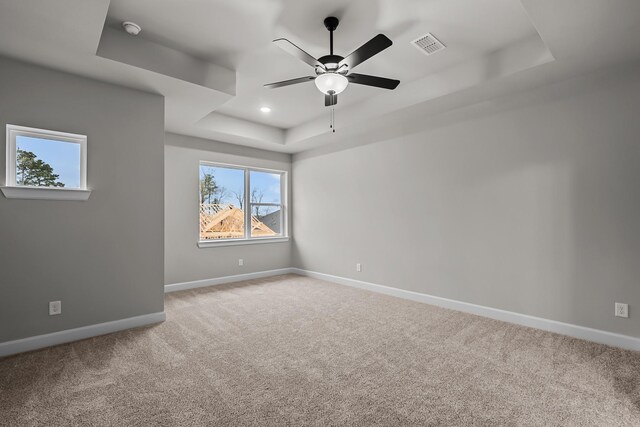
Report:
324,92,338,106
339,34,392,70
347,73,399,90
264,76,315,89
273,38,325,70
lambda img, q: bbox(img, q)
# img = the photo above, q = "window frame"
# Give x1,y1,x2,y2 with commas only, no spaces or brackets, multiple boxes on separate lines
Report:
2,124,90,201
197,161,288,248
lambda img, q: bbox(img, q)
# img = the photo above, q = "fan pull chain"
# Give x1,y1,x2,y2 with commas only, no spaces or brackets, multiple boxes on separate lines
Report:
333,108,336,132
330,107,336,133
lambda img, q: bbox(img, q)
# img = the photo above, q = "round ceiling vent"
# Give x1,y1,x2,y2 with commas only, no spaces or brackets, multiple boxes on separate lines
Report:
122,21,142,36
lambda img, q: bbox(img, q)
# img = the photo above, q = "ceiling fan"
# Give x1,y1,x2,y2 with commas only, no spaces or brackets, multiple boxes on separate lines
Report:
264,16,400,107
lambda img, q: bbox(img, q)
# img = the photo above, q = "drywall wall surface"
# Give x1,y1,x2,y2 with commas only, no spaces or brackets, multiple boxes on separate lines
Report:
164,133,292,285
293,61,640,338
0,57,165,342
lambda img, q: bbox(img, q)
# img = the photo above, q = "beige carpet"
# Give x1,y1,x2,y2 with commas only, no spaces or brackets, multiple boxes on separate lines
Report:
1,274,639,426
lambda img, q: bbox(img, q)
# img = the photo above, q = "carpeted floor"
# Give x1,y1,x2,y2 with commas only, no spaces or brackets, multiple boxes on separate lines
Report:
1,274,639,426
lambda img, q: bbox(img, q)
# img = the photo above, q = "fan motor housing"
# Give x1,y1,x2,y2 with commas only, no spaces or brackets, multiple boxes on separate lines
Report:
318,54,346,73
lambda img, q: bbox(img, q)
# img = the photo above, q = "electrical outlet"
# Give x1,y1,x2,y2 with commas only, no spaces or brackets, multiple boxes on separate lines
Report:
238,258,244,266
49,301,62,316
356,263,362,272
615,302,628,318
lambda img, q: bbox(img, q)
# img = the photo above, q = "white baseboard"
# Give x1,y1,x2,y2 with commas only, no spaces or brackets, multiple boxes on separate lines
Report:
164,268,294,293
292,268,640,352
0,312,166,358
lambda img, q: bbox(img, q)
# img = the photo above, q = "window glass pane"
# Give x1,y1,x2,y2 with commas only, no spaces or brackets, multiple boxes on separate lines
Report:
249,170,281,204
15,135,81,188
199,164,245,240
251,204,281,237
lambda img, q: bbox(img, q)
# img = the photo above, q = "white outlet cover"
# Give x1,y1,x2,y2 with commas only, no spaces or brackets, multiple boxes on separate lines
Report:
238,259,244,266
615,302,629,318
49,300,62,316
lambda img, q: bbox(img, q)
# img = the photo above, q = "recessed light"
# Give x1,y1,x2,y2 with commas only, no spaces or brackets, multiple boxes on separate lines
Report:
260,106,272,113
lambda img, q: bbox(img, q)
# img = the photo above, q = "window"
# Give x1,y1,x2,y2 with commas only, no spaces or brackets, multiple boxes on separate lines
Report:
198,162,287,246
2,125,90,200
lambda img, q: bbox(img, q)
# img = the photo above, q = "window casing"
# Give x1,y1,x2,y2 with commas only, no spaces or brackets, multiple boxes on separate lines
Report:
2,124,90,201
198,161,287,247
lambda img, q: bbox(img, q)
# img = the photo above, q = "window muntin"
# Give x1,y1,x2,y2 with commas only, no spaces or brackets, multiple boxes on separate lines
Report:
6,125,87,190
199,162,286,243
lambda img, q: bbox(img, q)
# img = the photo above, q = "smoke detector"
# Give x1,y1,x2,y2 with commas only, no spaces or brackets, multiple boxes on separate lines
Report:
411,33,446,56
122,21,142,36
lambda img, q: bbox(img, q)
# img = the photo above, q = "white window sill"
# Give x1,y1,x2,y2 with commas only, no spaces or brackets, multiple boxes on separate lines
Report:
1,186,92,201
198,237,289,248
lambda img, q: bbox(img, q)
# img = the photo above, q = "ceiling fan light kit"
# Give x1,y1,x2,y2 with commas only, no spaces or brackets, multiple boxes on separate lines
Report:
315,73,348,95
265,16,400,111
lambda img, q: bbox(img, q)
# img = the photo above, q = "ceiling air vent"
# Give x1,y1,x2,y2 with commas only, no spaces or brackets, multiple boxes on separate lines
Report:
411,33,446,56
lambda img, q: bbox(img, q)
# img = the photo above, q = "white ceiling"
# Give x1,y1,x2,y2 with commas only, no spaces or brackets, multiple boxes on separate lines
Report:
0,0,640,153
107,0,539,129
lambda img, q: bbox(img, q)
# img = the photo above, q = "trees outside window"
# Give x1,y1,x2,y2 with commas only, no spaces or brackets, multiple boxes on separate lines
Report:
16,149,65,187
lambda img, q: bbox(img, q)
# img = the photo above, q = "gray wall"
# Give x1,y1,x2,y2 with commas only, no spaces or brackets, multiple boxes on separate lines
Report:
0,57,165,343
292,61,640,338
164,133,291,285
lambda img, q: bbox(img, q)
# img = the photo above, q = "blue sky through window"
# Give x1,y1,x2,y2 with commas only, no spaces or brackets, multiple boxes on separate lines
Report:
199,165,281,206
16,135,81,188
250,170,281,204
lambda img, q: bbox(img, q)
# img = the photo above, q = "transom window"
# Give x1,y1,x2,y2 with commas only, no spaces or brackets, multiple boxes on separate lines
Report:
198,162,286,245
